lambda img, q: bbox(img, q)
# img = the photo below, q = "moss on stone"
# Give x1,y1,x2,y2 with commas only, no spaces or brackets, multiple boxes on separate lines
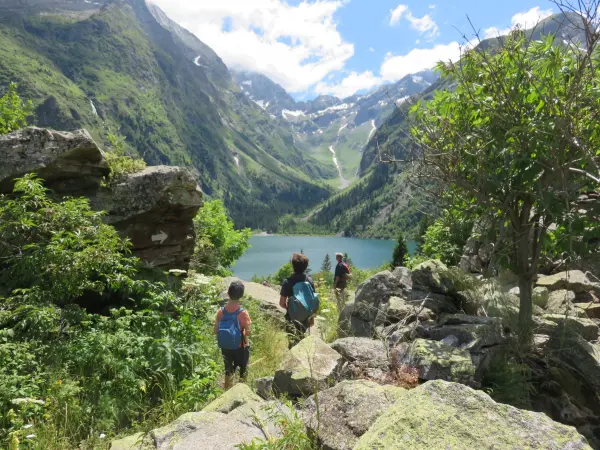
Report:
202,383,262,414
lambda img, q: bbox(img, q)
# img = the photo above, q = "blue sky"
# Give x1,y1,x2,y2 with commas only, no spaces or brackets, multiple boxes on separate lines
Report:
151,0,558,99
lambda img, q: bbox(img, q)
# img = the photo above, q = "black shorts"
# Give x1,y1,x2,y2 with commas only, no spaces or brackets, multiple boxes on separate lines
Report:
221,346,250,377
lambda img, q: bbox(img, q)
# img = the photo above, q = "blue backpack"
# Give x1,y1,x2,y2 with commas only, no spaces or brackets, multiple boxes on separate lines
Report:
217,307,244,350
288,276,320,323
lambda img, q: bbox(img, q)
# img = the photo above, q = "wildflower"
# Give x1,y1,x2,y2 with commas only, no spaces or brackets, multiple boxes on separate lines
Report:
23,424,33,429
321,309,331,313
99,433,106,439
11,398,45,406
26,434,36,439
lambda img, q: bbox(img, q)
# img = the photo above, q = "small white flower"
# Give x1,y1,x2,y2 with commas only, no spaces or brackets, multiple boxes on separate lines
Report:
99,433,106,439
316,316,326,321
321,309,331,313
26,434,36,439
23,424,33,429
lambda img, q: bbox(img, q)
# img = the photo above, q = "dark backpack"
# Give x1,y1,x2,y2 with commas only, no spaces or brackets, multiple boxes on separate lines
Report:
217,307,244,350
288,276,320,323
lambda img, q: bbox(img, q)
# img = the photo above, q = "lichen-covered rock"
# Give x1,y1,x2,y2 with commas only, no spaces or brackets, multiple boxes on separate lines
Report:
411,260,455,295
542,314,599,341
392,339,477,386
415,321,505,353
273,335,342,397
546,290,582,315
151,411,268,449
537,271,598,294
353,271,408,322
386,296,434,323
110,432,153,450
303,380,404,450
406,290,459,315
548,325,600,390
354,380,591,450
202,383,262,414
330,337,389,370
91,166,202,269
338,301,373,337
533,286,550,308
254,377,274,399
0,127,109,195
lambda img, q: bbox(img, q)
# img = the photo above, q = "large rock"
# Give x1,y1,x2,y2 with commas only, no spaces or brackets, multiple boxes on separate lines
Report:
354,380,591,449
303,380,404,450
202,383,262,414
91,166,202,269
546,290,586,317
392,339,477,386
273,335,342,397
0,127,109,195
353,270,408,322
338,301,373,338
411,260,455,295
406,290,459,315
110,433,153,450
386,295,435,323
548,325,600,390
330,337,389,370
542,314,599,341
220,277,285,321
416,317,505,353
537,270,599,294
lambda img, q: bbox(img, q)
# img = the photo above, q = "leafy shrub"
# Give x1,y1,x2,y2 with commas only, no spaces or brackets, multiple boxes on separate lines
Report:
103,132,147,185
420,209,473,266
0,82,32,135
192,200,251,276
0,175,221,447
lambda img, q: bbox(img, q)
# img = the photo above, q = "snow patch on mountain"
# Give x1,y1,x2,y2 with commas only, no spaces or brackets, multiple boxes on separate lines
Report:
282,109,306,118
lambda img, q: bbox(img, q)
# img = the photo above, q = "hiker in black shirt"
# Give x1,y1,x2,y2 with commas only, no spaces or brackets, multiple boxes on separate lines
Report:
279,253,315,349
334,252,351,310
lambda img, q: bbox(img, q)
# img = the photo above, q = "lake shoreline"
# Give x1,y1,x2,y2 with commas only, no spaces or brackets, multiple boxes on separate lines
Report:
252,231,395,240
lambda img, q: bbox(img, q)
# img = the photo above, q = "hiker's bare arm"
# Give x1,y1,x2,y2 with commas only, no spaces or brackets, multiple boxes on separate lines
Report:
279,295,287,309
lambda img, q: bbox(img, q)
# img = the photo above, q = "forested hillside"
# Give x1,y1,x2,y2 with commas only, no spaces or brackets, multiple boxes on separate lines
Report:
0,0,332,230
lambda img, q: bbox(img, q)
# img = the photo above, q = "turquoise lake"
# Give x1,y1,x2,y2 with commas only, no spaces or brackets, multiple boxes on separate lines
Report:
232,235,417,281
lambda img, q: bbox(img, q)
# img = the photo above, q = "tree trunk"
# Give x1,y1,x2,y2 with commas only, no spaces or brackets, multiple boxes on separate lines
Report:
518,272,534,342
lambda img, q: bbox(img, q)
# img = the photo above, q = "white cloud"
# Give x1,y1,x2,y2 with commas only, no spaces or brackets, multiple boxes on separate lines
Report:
315,71,382,98
149,0,353,93
389,4,408,26
406,12,438,37
380,42,462,81
389,4,438,37
483,6,554,39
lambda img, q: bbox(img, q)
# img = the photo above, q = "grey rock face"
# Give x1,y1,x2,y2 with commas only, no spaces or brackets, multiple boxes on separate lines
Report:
411,260,455,295
537,270,599,295
303,380,404,450
0,127,109,195
91,166,202,269
330,337,389,370
273,335,342,397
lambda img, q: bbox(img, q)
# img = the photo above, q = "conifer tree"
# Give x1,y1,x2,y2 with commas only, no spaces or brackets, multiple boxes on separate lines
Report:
321,254,332,272
392,234,409,268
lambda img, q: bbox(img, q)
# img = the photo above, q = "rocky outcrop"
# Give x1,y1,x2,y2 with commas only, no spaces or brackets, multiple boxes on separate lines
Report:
537,270,600,295
392,339,477,386
91,166,202,269
354,380,591,450
0,127,203,270
0,127,109,195
549,325,600,390
273,335,342,397
330,337,389,370
202,383,262,414
303,380,404,450
411,259,455,294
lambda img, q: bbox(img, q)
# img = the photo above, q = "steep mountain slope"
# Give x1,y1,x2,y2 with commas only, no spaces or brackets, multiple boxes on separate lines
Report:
0,0,332,230
303,11,588,239
234,69,438,189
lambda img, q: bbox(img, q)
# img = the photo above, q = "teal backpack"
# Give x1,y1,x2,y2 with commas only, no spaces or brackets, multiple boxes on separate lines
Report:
288,276,320,323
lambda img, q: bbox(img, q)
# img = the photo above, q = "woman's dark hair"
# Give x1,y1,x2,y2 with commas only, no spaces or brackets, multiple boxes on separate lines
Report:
228,281,245,301
291,253,309,274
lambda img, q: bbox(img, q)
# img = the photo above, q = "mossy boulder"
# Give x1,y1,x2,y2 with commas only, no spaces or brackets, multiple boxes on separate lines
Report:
330,337,389,370
392,338,477,386
537,271,598,294
110,432,153,450
542,314,599,341
354,380,591,450
202,383,262,414
303,380,404,450
273,335,342,397
411,260,455,295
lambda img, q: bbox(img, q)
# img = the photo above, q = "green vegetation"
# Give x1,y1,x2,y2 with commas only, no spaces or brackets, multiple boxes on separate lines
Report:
102,132,147,185
410,32,600,334
191,200,252,276
321,254,332,273
391,234,408,268
0,175,222,448
419,209,473,267
0,82,32,135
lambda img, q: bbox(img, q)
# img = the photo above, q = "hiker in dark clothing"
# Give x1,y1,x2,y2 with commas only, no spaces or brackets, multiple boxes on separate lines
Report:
334,252,351,311
279,253,316,349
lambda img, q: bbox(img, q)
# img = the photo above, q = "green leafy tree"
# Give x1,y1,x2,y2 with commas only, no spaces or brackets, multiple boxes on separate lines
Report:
321,254,332,272
410,32,600,335
391,234,409,268
343,253,353,267
421,209,474,266
0,82,32,135
0,174,138,305
192,200,251,275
